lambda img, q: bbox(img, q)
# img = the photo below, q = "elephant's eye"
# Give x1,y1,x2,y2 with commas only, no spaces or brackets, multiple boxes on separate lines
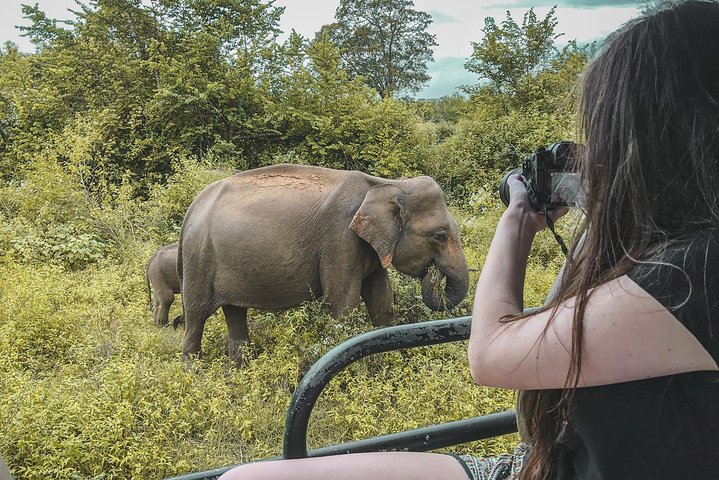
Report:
433,230,448,242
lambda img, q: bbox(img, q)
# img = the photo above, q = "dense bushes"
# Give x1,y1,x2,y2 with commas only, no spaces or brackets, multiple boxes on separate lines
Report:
0,158,568,478
0,153,231,270
0,2,583,478
0,257,529,479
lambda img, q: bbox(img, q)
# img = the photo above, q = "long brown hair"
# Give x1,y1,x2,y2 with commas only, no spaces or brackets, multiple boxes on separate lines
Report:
518,2,719,478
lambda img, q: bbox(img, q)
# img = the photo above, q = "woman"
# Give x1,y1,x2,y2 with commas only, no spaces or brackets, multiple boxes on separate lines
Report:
220,1,719,479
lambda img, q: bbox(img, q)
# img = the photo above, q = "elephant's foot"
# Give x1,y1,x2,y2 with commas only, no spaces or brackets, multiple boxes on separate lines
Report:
172,315,185,329
369,311,396,327
227,339,249,368
181,351,201,363
153,313,168,328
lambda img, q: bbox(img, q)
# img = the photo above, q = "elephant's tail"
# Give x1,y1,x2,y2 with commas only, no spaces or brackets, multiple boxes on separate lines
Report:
177,221,186,319
145,259,153,311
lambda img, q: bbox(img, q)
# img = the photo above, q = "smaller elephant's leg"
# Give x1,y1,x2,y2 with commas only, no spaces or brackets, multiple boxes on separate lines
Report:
222,305,250,364
361,268,395,327
153,288,174,327
152,296,162,325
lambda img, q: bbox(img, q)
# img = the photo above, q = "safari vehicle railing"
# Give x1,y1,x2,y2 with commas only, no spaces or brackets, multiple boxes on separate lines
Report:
165,316,519,480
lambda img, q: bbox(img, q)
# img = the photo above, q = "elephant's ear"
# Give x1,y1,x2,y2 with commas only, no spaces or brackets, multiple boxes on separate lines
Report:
350,184,404,269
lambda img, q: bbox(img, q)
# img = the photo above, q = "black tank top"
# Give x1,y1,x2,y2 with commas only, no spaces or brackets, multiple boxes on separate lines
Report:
553,230,719,479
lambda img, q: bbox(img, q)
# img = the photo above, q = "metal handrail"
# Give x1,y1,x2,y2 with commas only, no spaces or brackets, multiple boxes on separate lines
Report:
285,316,480,457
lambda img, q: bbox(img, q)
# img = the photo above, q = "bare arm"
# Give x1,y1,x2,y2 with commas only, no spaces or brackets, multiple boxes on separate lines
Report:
468,177,717,390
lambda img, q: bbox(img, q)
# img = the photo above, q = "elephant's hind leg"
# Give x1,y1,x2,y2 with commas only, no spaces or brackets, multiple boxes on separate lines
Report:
222,305,250,365
181,302,217,359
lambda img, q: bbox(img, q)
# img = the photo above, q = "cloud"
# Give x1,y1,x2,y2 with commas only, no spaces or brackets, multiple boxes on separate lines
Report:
486,0,639,9
428,10,459,24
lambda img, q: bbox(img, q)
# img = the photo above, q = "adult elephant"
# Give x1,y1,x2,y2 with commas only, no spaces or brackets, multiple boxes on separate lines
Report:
178,164,470,361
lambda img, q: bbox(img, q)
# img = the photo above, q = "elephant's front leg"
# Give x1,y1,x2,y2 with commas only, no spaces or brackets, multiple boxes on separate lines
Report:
222,305,250,365
361,268,395,326
320,267,363,319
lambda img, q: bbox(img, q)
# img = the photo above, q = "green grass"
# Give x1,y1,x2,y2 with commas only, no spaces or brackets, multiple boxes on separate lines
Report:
0,204,567,479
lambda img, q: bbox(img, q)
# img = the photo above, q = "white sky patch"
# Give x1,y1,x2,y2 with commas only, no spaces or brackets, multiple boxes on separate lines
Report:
274,0,339,41
1,0,641,98
417,1,640,58
1,0,76,51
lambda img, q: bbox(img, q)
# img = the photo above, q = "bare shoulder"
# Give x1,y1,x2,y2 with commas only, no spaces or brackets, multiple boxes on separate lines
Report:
471,275,719,390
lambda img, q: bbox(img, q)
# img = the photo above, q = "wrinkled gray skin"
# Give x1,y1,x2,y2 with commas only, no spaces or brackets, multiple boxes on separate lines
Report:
146,243,183,327
178,164,470,361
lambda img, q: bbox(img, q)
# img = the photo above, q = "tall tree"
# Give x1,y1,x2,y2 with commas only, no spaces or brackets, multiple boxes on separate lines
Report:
319,0,437,97
463,7,592,112
4,0,286,185
465,8,561,97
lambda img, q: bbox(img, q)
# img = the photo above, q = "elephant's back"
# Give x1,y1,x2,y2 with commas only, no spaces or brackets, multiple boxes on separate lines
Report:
207,166,342,258
220,164,347,203
180,165,367,308
206,165,372,226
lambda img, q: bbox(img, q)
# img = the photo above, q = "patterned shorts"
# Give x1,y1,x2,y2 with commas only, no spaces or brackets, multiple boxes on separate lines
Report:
449,443,531,480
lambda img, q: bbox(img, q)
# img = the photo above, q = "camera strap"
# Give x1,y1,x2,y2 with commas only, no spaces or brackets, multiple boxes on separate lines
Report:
544,206,569,256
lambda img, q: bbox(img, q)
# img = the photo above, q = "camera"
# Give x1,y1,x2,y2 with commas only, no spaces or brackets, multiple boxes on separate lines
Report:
499,141,582,211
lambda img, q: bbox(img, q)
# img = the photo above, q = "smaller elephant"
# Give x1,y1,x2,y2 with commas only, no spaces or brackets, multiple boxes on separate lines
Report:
146,243,183,327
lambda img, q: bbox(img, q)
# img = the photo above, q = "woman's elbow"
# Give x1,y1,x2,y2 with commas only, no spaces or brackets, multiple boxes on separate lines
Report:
467,341,488,385
468,340,509,387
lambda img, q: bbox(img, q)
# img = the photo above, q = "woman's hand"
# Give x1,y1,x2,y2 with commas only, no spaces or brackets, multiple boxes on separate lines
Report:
505,175,568,235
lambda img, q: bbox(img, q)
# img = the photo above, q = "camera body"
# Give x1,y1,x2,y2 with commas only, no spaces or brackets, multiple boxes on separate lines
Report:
499,141,582,211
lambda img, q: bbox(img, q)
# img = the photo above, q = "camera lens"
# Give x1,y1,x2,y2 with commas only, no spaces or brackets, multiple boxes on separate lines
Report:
499,168,523,206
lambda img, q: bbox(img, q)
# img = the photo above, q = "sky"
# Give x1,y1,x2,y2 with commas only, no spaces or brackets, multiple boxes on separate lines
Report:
0,0,643,98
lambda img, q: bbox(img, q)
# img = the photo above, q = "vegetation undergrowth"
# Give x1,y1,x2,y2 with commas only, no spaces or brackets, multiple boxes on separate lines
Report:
0,183,569,478
0,1,587,477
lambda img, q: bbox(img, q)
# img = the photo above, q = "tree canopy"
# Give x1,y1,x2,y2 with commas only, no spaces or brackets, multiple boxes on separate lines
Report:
1,0,435,190
319,0,438,97
464,7,582,102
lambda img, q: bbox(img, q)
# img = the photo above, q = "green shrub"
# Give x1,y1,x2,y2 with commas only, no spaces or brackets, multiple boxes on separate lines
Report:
0,155,109,269
0,154,91,228
0,146,568,480
0,203,567,478
6,222,107,270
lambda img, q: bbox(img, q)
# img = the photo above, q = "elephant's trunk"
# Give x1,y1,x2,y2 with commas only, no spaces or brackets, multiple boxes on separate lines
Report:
420,243,470,311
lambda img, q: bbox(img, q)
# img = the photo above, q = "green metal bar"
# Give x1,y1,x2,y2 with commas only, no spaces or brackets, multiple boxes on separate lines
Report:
164,411,517,480
283,317,475,458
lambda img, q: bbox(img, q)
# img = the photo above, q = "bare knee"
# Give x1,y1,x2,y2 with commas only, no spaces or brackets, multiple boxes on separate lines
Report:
218,460,293,480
